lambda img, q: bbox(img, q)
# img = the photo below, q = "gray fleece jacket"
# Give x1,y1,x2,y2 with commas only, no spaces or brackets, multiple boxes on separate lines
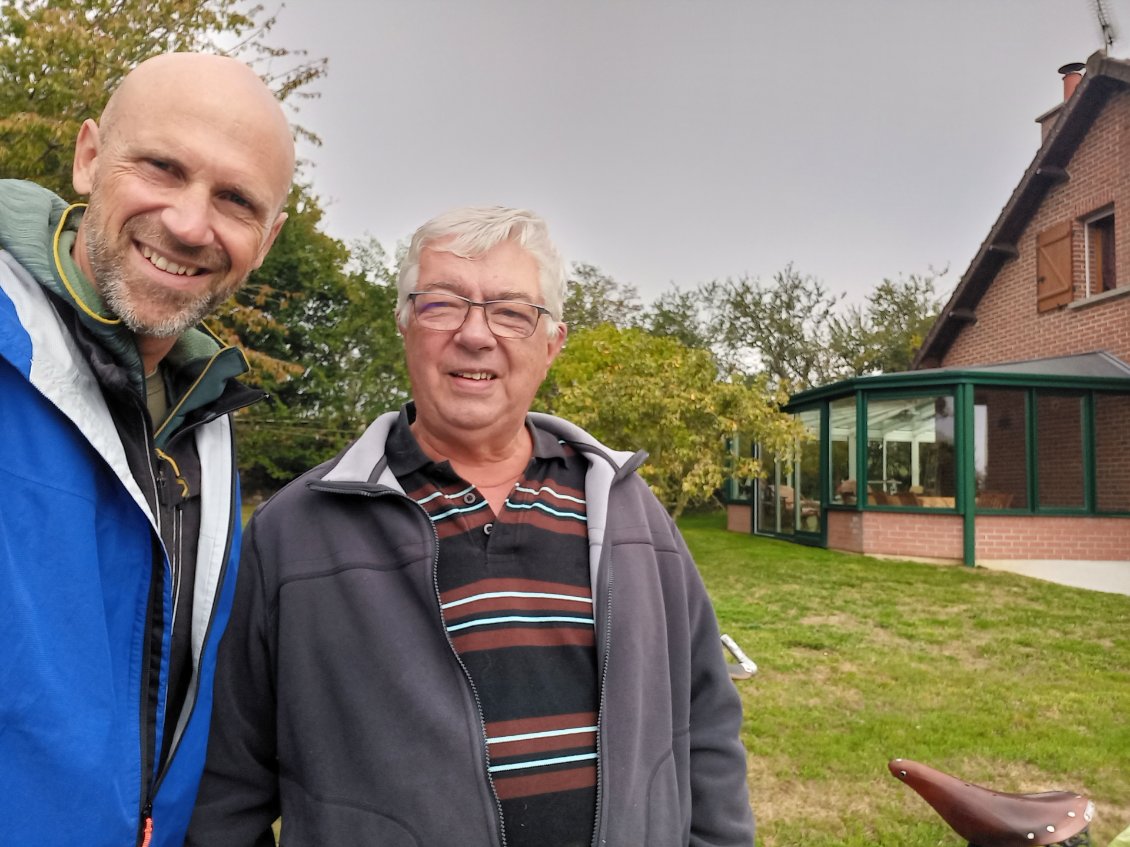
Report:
188,410,755,847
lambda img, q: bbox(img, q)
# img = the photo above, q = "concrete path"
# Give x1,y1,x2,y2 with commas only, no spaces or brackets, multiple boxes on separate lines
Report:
977,559,1130,597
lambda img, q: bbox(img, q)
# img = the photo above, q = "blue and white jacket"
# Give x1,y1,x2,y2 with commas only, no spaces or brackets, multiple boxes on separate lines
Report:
0,179,254,846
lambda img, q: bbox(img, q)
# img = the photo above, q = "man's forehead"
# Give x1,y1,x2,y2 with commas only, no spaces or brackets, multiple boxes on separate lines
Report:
420,242,539,287
104,108,291,210
420,238,535,266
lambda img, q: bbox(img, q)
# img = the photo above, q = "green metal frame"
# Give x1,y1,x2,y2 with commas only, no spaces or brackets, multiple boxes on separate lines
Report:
739,366,1130,561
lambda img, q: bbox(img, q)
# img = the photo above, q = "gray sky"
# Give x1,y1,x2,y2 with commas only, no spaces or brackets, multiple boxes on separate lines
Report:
268,0,1124,306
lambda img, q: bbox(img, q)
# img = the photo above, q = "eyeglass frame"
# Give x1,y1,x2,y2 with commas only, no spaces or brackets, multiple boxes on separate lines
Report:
405,290,553,339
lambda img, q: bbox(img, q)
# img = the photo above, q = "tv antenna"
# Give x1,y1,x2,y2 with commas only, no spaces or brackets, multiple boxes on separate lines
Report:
1093,0,1118,50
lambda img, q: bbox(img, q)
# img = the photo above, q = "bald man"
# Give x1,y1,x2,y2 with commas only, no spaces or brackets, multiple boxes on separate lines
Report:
0,53,294,847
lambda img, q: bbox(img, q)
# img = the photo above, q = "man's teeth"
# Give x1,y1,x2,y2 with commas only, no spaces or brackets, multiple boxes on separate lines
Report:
455,372,493,380
140,245,201,276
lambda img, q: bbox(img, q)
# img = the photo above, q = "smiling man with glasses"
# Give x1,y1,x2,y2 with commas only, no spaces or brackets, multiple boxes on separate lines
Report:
190,206,755,847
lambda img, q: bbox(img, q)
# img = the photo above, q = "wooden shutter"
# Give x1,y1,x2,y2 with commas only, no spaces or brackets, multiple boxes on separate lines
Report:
1036,221,1074,312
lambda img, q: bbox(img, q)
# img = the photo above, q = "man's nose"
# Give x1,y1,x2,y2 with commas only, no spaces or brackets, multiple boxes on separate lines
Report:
161,187,217,247
455,303,498,347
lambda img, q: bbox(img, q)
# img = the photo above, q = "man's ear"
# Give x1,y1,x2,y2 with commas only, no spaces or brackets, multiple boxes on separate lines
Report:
546,321,568,367
72,119,101,196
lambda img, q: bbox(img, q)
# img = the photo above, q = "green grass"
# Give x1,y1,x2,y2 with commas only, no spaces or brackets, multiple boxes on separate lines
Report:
680,511,1130,847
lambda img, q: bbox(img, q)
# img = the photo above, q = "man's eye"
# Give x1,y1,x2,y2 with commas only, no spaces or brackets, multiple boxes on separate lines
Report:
222,191,253,210
146,159,172,172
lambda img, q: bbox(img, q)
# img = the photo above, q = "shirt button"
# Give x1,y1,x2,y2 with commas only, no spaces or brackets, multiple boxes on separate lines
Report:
464,492,476,504
484,523,493,535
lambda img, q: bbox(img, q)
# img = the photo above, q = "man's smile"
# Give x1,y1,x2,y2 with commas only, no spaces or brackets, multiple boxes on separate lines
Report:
452,370,496,381
138,243,205,277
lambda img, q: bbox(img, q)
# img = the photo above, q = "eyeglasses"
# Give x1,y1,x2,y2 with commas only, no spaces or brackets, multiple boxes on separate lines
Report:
406,291,551,339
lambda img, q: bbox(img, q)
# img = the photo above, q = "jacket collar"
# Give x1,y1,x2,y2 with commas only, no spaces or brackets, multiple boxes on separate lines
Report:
319,405,646,489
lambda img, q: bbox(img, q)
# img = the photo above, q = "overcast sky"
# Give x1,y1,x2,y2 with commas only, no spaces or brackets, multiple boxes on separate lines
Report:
267,0,1126,306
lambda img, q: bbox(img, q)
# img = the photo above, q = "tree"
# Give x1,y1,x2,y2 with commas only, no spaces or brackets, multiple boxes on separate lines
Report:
562,263,642,331
222,200,410,491
829,271,946,375
0,0,325,195
540,324,801,518
639,284,715,351
706,264,844,390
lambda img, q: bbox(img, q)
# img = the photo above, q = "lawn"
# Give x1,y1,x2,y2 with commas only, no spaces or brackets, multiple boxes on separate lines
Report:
679,511,1130,847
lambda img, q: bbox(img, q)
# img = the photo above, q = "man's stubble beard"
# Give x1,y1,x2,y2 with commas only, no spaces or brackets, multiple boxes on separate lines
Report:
82,201,239,339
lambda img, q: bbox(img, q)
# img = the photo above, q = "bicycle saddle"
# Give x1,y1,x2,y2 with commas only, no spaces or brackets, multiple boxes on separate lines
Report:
888,758,1095,847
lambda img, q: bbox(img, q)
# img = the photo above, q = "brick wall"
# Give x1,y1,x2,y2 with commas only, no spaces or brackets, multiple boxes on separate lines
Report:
944,89,1130,367
826,509,863,552
726,504,752,533
1096,393,1130,510
978,388,1029,506
826,510,964,560
826,510,1129,561
976,514,1130,560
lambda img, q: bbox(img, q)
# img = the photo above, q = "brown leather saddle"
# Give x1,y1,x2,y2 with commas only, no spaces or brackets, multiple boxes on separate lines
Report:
889,758,1095,847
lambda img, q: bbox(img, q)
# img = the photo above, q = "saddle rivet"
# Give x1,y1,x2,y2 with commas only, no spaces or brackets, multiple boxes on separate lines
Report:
899,770,907,777
1027,834,1035,840
1047,825,1056,833
1068,812,1076,818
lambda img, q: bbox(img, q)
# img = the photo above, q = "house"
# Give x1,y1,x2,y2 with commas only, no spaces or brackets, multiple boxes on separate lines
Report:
726,51,1130,586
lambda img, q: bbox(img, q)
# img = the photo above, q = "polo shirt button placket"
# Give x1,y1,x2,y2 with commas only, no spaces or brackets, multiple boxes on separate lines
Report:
463,492,476,504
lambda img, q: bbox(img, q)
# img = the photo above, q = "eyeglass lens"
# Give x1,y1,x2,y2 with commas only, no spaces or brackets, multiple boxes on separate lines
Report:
413,292,542,338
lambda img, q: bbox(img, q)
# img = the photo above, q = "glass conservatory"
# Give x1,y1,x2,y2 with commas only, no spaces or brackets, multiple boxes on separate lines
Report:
724,353,1130,565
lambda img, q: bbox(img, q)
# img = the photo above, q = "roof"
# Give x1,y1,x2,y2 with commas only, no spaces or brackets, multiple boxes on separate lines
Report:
963,349,1130,378
787,351,1130,408
913,51,1130,368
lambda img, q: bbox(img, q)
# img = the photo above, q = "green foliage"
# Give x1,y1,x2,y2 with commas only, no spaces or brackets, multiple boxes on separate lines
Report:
830,271,946,375
541,324,800,518
704,265,948,389
640,284,715,350
683,512,1130,847
225,205,409,491
562,262,642,331
706,264,845,390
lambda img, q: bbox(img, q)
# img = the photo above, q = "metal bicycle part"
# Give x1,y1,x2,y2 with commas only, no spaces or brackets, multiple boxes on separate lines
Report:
721,633,758,679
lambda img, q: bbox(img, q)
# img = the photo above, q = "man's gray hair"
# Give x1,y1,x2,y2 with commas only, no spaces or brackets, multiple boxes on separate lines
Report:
396,206,567,338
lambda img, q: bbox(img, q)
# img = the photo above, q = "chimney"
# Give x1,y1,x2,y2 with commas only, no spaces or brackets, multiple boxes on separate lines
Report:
1059,62,1086,100
1036,62,1086,142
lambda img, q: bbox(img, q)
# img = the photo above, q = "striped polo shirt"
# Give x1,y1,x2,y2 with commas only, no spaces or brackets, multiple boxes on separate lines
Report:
387,410,597,847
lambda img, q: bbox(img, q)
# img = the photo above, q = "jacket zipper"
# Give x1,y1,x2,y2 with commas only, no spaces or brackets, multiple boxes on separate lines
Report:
149,426,241,794
309,481,511,846
426,511,510,847
139,803,153,847
138,404,166,845
139,404,257,836
590,532,614,847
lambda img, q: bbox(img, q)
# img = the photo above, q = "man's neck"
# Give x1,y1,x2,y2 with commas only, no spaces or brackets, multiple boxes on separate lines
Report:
411,420,533,489
137,334,177,377
70,224,176,375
